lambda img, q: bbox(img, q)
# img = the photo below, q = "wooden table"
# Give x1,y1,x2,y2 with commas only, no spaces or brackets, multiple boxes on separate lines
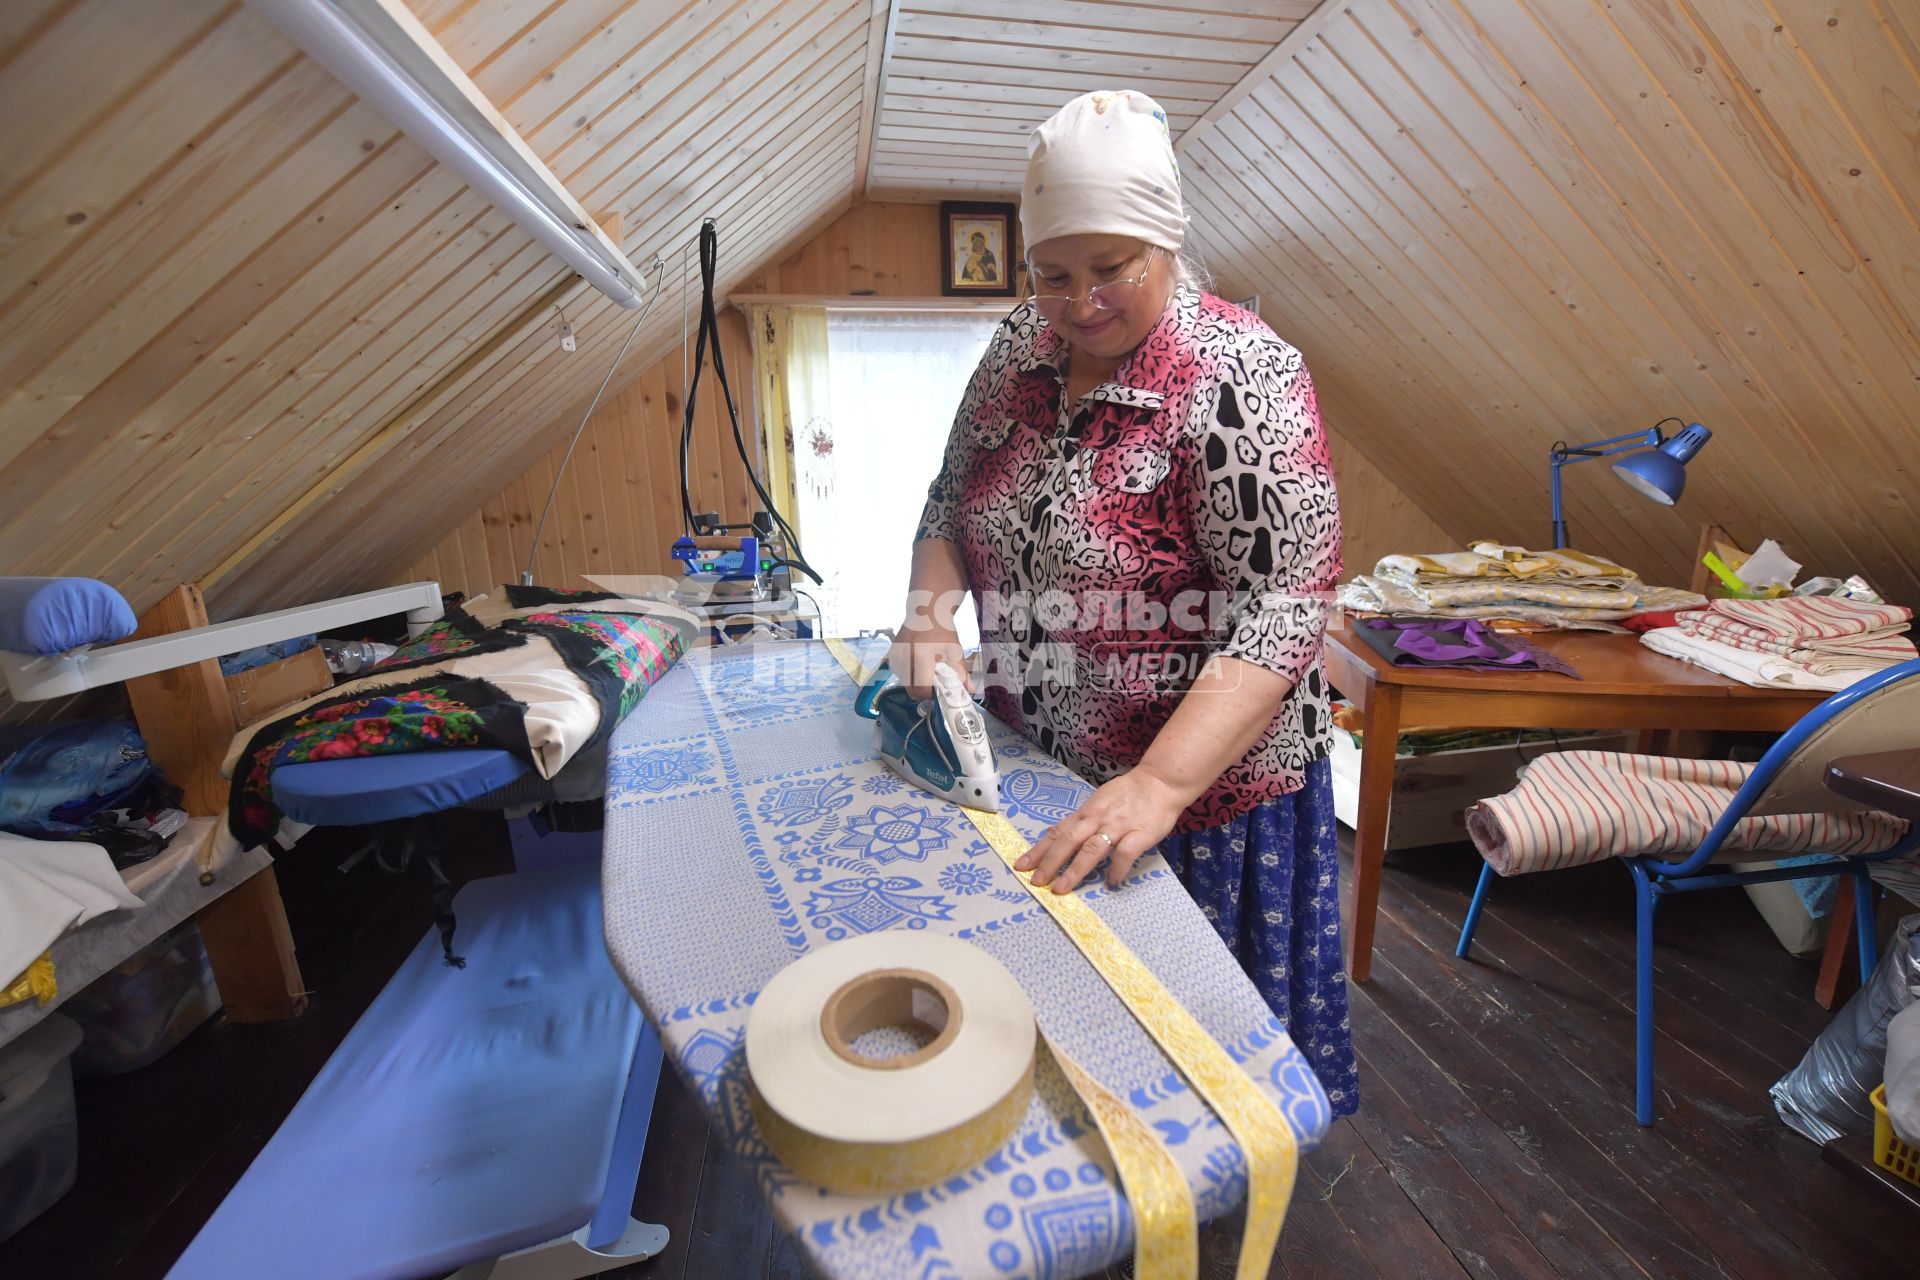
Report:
1813,750,1920,1006
1324,623,1827,983
1826,751,1920,821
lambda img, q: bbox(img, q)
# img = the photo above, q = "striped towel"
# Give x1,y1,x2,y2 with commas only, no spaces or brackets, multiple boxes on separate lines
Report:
1699,595,1910,641
1678,598,1915,676
1681,595,1910,646
1466,750,1909,877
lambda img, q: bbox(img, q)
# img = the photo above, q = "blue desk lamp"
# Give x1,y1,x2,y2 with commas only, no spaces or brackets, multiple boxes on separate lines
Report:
1549,419,1711,549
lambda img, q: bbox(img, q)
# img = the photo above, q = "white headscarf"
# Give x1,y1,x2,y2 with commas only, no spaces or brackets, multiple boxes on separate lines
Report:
1020,90,1185,254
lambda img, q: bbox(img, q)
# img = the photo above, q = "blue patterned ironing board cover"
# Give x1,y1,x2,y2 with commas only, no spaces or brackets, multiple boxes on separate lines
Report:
601,640,1331,1280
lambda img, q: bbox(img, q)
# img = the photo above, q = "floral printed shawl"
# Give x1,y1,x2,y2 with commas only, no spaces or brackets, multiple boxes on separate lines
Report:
227,587,687,845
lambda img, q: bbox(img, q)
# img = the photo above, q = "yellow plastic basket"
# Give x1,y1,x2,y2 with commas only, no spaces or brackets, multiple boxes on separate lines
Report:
1871,1085,1920,1187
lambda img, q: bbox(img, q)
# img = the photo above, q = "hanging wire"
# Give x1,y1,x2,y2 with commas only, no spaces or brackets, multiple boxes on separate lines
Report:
675,219,820,580
681,227,695,467
678,219,710,531
522,254,669,586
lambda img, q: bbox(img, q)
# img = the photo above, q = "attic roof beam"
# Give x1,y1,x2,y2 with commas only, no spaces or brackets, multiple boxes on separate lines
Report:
1178,0,1352,153
857,0,900,196
249,0,648,307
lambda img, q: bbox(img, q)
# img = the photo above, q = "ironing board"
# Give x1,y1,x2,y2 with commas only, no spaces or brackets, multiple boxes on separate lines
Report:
169,857,668,1280
601,640,1332,1280
270,749,529,825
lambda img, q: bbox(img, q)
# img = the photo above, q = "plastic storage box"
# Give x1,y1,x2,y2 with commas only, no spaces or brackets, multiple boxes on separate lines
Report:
64,920,222,1077
0,1013,83,1245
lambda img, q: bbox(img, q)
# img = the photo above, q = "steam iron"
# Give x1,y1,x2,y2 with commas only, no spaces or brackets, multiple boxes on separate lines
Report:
855,659,1001,812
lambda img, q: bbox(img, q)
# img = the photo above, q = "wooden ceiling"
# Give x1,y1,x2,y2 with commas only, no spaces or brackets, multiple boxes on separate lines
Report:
863,0,1321,199
0,0,882,621
1175,0,1920,601
3,0,1917,634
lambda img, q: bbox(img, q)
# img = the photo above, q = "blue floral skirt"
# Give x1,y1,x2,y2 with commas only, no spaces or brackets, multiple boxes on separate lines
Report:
1155,755,1359,1116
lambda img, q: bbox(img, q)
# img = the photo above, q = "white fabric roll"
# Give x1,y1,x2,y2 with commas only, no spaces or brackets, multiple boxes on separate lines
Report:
1021,90,1184,253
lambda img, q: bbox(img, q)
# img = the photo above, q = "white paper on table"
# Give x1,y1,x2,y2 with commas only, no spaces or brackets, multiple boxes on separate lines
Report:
1739,538,1802,589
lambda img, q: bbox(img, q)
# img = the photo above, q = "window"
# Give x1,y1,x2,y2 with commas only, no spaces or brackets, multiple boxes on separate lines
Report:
793,311,1000,642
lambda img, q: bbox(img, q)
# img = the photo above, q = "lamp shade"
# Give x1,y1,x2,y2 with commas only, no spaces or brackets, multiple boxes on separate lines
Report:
1611,422,1711,506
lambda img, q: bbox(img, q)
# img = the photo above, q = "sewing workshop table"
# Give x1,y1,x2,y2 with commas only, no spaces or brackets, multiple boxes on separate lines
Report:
1325,623,1828,983
599,640,1331,1280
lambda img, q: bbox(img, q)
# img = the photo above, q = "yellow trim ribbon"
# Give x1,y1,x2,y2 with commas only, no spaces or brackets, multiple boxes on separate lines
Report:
0,952,57,1010
825,639,1297,1279
1046,1039,1197,1278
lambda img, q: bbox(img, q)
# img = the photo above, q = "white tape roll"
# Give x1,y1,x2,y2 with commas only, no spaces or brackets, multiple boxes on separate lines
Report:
746,933,1037,1194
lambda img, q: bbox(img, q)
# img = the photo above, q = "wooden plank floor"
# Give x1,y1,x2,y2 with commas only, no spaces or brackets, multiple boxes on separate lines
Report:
6,829,1917,1279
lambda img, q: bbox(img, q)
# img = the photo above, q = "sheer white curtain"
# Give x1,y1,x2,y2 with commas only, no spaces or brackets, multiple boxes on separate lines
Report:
810,311,1000,641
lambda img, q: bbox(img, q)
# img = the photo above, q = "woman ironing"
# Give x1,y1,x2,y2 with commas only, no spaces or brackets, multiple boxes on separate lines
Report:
887,90,1356,1113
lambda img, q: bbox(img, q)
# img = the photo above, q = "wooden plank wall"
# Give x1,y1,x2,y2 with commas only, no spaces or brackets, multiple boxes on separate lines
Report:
400,199,1453,599
396,201,941,597
0,0,874,630
1175,0,1920,603
397,305,761,597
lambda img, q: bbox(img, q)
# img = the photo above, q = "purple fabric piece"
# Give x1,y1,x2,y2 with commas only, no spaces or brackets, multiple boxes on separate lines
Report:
1499,633,1582,679
1390,618,1529,666
1356,615,1579,678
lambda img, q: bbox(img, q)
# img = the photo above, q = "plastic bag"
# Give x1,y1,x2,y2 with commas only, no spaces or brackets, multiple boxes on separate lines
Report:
1771,913,1920,1143
0,720,154,838
1888,1000,1920,1146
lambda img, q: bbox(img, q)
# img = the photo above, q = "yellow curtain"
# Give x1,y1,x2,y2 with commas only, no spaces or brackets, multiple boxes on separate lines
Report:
745,303,830,543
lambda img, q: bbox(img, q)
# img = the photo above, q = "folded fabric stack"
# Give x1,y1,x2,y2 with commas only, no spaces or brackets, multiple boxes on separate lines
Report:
1640,596,1916,692
1338,540,1707,630
219,585,691,846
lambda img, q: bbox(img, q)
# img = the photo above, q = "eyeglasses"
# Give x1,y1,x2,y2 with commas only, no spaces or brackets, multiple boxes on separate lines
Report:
1027,246,1158,320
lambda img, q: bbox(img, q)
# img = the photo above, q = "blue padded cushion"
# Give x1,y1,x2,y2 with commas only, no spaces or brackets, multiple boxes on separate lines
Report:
0,577,137,655
167,858,642,1280
269,748,528,825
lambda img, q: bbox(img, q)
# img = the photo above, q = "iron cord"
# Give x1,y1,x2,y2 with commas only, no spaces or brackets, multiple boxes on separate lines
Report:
678,219,821,582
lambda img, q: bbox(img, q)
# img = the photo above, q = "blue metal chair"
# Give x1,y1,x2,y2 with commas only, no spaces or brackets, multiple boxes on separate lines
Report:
1456,657,1920,1125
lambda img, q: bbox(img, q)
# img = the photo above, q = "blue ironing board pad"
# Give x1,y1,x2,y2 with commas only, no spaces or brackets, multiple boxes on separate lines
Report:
168,858,641,1280
270,748,528,824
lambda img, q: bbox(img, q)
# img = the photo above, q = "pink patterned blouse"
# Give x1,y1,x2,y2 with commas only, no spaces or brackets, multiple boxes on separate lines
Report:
916,287,1343,832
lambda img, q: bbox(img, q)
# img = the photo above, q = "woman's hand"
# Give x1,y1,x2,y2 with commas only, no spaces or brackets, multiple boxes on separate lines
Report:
1015,766,1190,894
884,621,970,698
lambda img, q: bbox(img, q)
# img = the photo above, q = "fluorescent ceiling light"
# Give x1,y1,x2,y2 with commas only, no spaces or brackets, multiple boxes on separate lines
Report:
251,0,647,308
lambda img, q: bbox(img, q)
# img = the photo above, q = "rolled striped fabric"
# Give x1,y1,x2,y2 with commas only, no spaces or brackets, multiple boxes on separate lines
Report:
1465,750,1910,878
